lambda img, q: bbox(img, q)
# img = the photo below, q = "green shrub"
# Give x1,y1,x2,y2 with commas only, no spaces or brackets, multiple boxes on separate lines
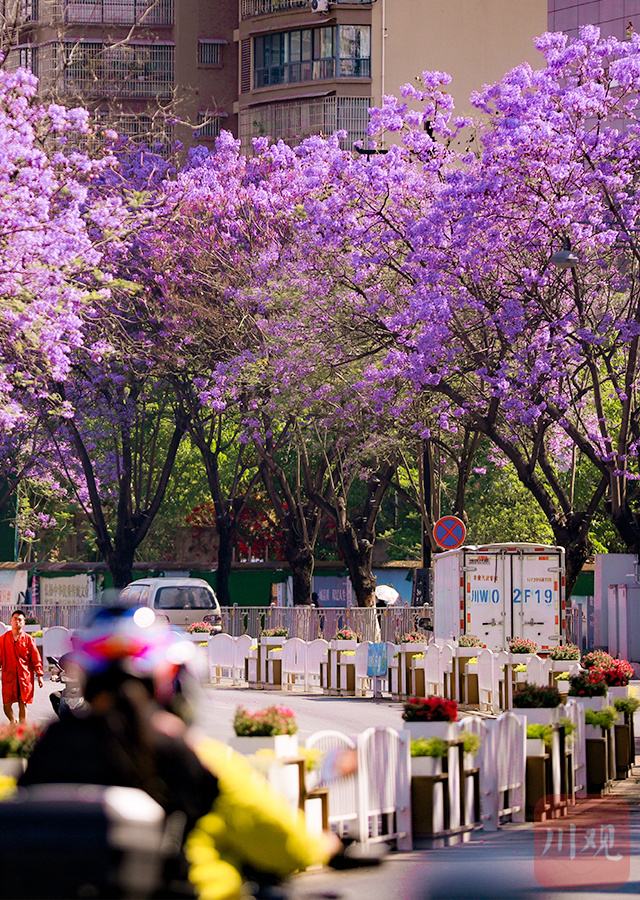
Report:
584,706,618,730
410,737,448,758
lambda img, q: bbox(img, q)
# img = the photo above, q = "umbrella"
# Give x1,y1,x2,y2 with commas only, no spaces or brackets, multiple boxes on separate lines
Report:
375,584,401,606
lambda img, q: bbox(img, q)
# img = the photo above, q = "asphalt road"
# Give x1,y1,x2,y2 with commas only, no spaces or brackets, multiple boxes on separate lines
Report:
22,678,640,900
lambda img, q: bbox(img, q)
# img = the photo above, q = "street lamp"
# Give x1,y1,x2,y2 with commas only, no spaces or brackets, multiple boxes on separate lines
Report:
550,237,578,269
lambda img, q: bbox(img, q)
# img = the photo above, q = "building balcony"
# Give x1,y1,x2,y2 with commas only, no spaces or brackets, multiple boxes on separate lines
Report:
27,0,174,27
240,0,371,19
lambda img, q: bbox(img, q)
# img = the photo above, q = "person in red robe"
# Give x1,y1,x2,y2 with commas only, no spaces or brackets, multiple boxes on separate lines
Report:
0,609,43,723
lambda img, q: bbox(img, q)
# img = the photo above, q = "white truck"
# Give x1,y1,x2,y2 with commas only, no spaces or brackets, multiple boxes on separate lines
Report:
432,543,566,652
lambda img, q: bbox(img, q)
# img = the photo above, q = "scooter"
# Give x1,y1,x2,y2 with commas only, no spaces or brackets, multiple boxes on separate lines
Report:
46,654,88,717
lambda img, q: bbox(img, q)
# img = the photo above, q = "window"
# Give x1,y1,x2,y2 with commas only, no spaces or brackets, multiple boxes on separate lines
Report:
339,25,371,77
21,0,37,21
197,113,221,138
198,41,222,66
19,46,37,75
62,42,174,98
253,24,369,88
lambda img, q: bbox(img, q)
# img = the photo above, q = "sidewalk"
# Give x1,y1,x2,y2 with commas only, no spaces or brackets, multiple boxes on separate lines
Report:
292,758,640,900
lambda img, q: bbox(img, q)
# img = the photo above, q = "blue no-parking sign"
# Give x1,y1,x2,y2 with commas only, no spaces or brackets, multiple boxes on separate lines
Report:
433,516,466,550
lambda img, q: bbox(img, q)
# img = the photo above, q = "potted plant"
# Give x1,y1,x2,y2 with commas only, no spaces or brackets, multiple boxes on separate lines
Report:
462,731,481,770
402,696,458,740
554,671,570,693
410,737,447,836
549,643,581,673
595,658,635,700
550,643,580,661
400,632,427,644
584,706,618,738
581,650,615,670
514,663,527,683
332,628,359,649
526,723,551,757
186,621,214,642
0,722,42,777
567,669,608,711
512,682,562,725
410,736,448,775
458,635,484,648
508,638,538,656
230,705,299,758
260,627,289,638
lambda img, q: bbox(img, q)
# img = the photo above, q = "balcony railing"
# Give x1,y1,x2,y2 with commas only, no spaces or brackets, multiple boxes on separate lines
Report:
241,0,370,19
61,43,174,98
240,94,369,154
41,0,174,26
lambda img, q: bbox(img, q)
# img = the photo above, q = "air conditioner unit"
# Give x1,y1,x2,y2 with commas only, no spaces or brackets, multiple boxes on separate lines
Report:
310,0,329,12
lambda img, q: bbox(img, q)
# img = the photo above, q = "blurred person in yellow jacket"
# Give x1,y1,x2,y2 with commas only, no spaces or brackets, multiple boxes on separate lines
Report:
185,735,342,900
161,662,343,900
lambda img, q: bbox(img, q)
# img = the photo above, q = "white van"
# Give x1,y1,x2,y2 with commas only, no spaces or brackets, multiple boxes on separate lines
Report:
118,578,223,632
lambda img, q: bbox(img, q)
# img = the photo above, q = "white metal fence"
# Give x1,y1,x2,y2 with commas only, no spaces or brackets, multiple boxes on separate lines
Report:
222,606,429,643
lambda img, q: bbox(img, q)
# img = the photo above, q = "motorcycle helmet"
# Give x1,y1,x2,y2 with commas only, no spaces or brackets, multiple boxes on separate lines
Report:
72,606,197,704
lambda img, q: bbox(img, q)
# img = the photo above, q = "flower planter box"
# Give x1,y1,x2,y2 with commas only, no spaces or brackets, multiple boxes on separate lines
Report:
526,738,547,757
512,707,560,726
411,756,443,777
572,695,607,713
411,770,446,837
404,721,458,741
410,663,426,698
337,661,356,696
0,758,27,778
228,734,299,759
331,640,358,651
550,659,580,671
607,686,630,701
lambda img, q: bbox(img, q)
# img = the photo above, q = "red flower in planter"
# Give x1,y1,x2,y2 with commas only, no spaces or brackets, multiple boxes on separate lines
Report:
402,696,458,722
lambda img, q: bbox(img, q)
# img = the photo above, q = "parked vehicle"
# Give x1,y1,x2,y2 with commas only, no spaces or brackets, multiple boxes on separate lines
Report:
47,654,88,718
118,578,223,632
432,543,566,652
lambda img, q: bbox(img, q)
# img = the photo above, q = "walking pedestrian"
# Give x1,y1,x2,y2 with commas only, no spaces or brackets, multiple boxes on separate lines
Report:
0,609,43,723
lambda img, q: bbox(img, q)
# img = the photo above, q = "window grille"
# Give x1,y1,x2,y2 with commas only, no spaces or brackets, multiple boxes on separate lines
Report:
198,41,222,66
240,95,369,154
18,46,37,75
197,113,221,138
57,0,173,26
60,41,174,99
92,111,174,153
21,0,38,22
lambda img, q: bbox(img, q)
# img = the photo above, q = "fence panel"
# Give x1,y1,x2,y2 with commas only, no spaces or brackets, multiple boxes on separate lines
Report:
222,607,430,643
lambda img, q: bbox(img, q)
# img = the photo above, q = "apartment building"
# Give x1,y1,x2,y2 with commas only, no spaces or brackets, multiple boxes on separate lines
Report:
7,0,238,149
548,0,640,39
236,0,546,154
17,1,630,155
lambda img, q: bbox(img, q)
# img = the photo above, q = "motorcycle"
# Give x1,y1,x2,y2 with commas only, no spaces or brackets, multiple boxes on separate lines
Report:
46,653,88,717
0,782,385,900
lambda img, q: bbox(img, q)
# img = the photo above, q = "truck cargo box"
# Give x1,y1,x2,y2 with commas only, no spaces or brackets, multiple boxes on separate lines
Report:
433,543,566,652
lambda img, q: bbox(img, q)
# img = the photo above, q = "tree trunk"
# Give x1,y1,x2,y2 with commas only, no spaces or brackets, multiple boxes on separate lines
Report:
336,526,376,607
214,515,234,607
549,520,591,600
607,502,640,557
104,540,136,589
283,538,314,605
